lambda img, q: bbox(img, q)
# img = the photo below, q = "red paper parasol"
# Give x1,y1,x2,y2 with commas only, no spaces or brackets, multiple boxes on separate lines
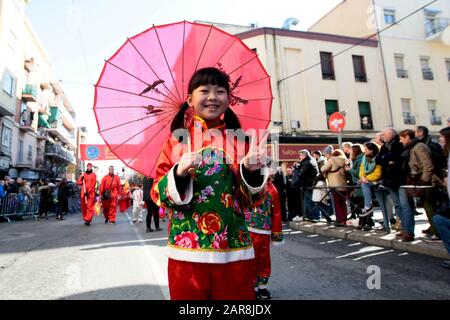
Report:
94,21,273,177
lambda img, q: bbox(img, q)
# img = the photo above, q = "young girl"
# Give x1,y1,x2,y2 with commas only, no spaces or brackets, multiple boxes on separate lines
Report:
244,164,283,300
151,67,269,300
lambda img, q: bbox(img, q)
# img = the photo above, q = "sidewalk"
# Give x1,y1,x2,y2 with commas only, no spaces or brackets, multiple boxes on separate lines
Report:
288,208,450,260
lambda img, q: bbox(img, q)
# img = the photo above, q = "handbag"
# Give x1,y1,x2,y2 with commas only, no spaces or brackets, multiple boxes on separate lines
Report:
102,176,115,201
405,174,424,197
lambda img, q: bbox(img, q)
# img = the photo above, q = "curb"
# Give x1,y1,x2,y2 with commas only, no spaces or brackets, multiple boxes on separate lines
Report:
289,221,450,260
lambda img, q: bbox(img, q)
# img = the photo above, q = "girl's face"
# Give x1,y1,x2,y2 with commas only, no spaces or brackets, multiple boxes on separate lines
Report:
188,84,229,125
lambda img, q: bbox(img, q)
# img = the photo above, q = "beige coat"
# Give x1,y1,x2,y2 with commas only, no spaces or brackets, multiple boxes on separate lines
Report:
321,155,348,191
408,142,434,183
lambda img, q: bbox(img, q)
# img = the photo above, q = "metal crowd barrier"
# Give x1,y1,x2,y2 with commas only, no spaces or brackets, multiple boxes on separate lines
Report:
0,193,40,223
297,183,441,221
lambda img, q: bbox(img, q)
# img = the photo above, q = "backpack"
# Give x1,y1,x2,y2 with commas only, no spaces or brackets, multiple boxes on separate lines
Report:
427,140,446,179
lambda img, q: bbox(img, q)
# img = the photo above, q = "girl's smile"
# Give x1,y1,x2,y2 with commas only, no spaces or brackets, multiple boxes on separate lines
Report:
188,84,229,127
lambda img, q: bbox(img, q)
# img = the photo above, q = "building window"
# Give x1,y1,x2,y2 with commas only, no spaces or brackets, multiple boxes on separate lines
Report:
325,100,339,128
27,145,33,161
427,100,442,125
420,57,434,80
352,55,367,82
2,72,15,96
384,9,396,24
445,59,450,81
401,98,415,125
320,52,335,80
1,124,12,148
358,102,373,130
395,54,408,78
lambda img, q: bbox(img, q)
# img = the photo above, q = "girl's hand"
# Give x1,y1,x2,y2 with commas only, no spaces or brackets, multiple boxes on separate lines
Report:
243,130,270,172
176,152,202,177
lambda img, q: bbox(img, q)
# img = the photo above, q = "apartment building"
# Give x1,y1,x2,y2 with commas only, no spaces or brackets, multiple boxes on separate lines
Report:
0,0,78,181
309,0,450,132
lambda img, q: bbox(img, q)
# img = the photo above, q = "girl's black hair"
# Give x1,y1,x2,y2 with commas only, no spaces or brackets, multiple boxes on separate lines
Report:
170,67,241,132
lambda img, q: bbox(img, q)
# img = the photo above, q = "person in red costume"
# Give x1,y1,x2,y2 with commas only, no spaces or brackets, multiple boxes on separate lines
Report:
99,166,122,225
77,163,97,226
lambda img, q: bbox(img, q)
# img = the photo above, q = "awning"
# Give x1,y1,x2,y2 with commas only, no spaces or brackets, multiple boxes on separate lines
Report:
47,106,60,123
38,113,51,128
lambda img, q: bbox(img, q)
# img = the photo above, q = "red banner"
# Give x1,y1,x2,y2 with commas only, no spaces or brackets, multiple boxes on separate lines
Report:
278,144,335,161
80,144,119,161
81,143,335,162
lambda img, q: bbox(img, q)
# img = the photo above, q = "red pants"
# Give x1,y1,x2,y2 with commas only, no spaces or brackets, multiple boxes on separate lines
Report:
250,232,271,287
168,258,256,300
102,197,118,223
81,194,95,223
333,191,348,224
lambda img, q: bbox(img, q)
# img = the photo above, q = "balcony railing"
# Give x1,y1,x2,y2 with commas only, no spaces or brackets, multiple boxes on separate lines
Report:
0,145,11,157
403,113,416,125
396,69,408,78
425,18,450,37
430,115,442,126
45,144,75,163
19,112,36,132
422,68,434,80
22,84,38,102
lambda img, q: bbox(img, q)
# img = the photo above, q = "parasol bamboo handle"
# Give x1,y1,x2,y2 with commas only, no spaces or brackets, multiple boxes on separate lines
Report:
186,136,196,175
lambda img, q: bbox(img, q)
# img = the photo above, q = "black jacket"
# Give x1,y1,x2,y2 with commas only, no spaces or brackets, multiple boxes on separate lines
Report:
273,171,286,196
421,135,446,179
142,177,153,202
58,184,70,203
292,157,319,188
375,135,405,189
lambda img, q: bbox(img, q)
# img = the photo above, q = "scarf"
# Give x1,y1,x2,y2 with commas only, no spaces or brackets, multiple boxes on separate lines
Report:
361,155,377,175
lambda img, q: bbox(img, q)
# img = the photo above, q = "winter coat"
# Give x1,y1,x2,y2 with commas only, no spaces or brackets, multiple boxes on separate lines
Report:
292,156,319,189
321,155,348,191
359,156,382,182
375,135,405,189
402,139,434,183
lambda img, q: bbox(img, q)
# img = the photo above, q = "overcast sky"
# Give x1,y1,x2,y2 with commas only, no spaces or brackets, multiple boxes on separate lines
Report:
25,0,342,144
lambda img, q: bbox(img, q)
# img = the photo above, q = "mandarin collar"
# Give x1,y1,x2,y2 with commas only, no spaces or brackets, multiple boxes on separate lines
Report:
192,115,225,132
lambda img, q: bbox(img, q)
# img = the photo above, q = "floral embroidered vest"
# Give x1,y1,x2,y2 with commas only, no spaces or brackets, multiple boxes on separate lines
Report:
151,116,259,263
244,180,283,241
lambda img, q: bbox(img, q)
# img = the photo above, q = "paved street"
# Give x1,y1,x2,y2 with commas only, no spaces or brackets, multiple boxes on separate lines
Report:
1,211,449,300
